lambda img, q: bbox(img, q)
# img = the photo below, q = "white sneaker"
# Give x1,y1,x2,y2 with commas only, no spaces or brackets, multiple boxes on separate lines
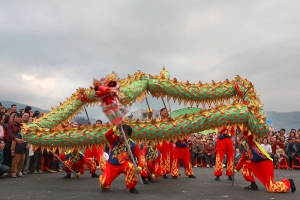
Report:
17,172,23,177
206,164,209,168
222,164,226,168
194,165,198,168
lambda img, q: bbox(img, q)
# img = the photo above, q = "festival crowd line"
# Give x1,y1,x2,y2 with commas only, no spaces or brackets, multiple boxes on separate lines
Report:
0,102,299,194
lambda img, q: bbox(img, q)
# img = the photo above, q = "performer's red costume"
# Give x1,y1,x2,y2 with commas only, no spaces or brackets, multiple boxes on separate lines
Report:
84,146,101,161
171,139,195,178
141,144,166,181
214,126,235,180
58,149,97,178
99,127,146,192
235,131,296,193
158,140,173,175
85,145,106,172
157,108,174,178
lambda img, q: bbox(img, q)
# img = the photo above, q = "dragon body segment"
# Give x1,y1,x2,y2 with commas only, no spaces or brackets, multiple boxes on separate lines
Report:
22,68,269,151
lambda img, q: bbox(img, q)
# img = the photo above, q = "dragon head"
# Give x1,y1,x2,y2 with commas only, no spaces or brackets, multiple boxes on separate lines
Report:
94,85,118,105
93,72,119,105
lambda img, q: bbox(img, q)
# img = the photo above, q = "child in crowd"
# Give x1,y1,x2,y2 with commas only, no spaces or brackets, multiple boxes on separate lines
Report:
10,132,29,178
275,144,288,164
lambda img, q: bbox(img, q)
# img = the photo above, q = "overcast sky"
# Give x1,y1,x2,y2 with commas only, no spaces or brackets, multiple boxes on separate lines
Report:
0,1,300,121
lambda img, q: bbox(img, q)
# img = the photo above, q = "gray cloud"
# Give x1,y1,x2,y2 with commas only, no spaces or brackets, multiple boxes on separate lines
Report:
211,39,300,112
1,0,300,120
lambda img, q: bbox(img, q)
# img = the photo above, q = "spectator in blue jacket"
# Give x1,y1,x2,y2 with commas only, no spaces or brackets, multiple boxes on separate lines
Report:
0,139,10,178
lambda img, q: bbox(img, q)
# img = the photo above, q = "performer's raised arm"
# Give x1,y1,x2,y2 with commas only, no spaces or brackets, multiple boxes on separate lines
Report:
105,125,121,146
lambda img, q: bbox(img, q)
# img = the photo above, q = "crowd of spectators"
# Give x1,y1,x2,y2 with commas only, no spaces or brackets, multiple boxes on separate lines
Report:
188,132,240,168
188,132,217,168
261,128,300,169
187,128,300,170
0,102,103,179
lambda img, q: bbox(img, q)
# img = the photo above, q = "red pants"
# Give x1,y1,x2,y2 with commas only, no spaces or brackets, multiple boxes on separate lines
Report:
158,141,173,174
99,157,107,172
63,158,96,175
141,162,166,180
242,160,290,193
171,147,193,177
85,158,97,173
85,146,102,160
85,146,106,171
100,161,137,190
214,138,234,177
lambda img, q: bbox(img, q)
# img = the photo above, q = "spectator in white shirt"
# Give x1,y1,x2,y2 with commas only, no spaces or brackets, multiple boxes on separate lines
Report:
260,138,275,167
261,138,272,153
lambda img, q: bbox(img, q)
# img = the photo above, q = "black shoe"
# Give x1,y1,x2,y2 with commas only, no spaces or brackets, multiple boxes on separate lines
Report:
142,178,149,184
148,177,152,182
172,176,178,179
244,184,258,190
91,173,99,178
63,174,71,179
289,179,296,192
163,174,168,179
188,175,196,178
129,188,139,194
215,176,220,181
228,176,233,181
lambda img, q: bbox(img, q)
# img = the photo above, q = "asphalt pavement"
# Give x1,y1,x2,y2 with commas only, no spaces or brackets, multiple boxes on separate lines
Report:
1,167,299,200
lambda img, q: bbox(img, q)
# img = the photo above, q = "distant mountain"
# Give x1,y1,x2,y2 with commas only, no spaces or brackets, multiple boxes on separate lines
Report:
0,101,49,113
1,101,299,131
265,111,300,132
74,117,98,125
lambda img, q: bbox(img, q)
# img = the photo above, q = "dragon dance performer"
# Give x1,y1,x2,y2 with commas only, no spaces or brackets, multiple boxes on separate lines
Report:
93,73,145,194
171,137,196,179
84,119,107,172
55,148,99,178
214,126,235,181
157,108,174,179
100,124,146,194
234,130,296,193
140,141,166,183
